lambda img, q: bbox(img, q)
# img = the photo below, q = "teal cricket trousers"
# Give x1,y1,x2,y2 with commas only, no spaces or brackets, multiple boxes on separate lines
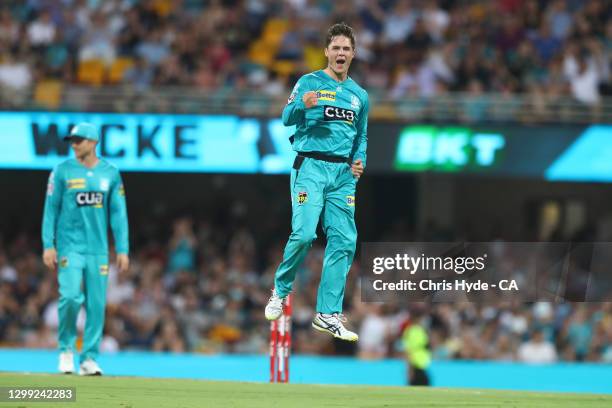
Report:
57,252,109,363
274,155,357,314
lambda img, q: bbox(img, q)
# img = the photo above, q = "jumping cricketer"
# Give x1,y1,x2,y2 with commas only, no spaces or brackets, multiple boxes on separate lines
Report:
265,23,369,341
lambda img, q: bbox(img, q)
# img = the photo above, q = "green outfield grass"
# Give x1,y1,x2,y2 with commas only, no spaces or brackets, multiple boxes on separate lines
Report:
0,372,611,408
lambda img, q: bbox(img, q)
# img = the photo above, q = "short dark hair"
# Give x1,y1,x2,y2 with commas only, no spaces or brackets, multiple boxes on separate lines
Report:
325,22,355,49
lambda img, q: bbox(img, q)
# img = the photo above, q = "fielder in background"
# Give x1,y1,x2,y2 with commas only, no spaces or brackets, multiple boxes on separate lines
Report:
265,22,369,342
42,122,129,375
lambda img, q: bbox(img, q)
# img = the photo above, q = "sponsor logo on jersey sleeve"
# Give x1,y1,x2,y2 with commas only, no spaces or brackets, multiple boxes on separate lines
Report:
47,172,55,196
118,184,125,196
287,82,300,104
347,195,355,206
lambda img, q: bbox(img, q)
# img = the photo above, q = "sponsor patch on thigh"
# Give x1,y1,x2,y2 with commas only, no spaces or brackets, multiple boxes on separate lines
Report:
100,265,109,275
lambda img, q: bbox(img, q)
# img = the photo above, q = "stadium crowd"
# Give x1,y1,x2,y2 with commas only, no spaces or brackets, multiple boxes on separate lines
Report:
0,0,610,114
0,0,610,365
1,211,610,363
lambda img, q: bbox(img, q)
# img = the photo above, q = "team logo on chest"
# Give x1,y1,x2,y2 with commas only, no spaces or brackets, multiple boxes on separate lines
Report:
297,191,308,205
76,191,104,208
100,178,110,192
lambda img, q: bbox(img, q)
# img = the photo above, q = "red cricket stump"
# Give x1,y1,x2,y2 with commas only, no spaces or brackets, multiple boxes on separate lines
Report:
270,293,292,383
283,295,292,383
269,319,278,382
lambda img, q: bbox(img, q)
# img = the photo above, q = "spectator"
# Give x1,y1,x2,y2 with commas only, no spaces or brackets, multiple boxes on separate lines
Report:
0,9,19,45
358,305,389,359
136,29,170,67
460,79,489,122
78,11,116,65
27,10,56,48
390,60,438,99
153,320,186,352
0,51,31,91
404,19,433,62
122,56,154,91
382,1,417,45
167,218,197,274
564,307,594,360
422,0,450,43
531,22,562,63
0,51,32,106
518,330,558,364
0,251,17,282
546,0,573,40
566,51,601,106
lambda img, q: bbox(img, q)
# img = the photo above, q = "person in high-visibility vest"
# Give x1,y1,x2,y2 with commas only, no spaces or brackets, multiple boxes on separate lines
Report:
402,309,431,386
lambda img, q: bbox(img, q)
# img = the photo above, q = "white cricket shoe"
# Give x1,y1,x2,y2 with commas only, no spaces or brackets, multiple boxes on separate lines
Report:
265,289,285,321
79,359,103,376
58,351,74,374
312,313,359,342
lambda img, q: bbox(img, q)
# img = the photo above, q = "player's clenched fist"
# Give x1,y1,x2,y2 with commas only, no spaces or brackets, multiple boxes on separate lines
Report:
351,159,364,179
302,91,318,108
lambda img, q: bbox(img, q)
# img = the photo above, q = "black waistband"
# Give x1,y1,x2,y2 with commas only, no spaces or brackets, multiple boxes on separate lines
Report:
298,151,351,164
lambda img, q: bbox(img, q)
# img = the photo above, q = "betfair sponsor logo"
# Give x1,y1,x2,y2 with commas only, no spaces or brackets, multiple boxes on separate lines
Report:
316,90,336,101
67,178,86,189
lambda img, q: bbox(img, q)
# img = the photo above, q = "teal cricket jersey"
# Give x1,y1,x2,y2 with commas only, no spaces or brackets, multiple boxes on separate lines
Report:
42,158,129,255
282,70,369,165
